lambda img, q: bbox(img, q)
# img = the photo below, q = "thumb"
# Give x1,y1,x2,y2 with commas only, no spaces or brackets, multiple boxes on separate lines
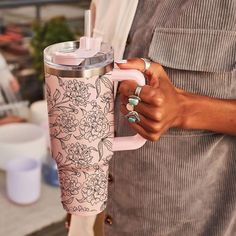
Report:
116,58,160,87
115,58,146,72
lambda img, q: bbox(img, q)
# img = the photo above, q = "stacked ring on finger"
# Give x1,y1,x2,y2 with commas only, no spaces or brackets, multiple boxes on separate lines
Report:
128,95,141,106
134,85,143,97
126,95,141,112
126,92,141,111
125,85,143,123
125,111,141,123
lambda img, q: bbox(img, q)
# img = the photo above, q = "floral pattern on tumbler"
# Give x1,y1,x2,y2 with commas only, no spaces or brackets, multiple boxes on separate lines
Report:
45,74,114,215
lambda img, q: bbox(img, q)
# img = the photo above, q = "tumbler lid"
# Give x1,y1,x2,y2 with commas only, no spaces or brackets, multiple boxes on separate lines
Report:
44,39,113,78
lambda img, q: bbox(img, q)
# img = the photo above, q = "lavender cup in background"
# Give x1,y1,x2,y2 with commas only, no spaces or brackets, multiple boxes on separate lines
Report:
6,158,41,205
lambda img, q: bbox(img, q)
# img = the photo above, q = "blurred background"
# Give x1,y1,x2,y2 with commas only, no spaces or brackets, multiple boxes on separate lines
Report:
0,1,103,235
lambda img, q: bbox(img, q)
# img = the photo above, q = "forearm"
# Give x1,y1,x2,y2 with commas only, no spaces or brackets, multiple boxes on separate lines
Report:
178,90,236,136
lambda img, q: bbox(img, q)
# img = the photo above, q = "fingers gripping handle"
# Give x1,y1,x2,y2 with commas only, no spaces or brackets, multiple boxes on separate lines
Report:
111,69,146,151
111,69,146,86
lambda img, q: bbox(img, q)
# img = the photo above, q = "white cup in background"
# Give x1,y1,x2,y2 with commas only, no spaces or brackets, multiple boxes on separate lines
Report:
0,123,48,170
30,100,48,125
6,158,41,205
30,100,50,148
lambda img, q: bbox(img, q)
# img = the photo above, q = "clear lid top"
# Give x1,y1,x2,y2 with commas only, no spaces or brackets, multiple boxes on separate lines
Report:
44,40,114,71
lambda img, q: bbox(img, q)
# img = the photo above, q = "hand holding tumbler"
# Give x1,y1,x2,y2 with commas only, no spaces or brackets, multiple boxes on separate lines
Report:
44,40,146,216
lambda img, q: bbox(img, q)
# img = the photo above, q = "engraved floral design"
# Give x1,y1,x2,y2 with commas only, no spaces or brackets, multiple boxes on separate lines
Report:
102,155,113,166
64,80,92,107
60,174,81,196
100,91,113,114
68,205,91,213
81,172,107,205
45,74,115,214
67,142,97,169
79,104,109,142
55,112,79,133
101,91,113,103
95,75,113,98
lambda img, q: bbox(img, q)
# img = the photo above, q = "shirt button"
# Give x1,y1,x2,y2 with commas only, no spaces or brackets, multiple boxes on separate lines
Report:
104,215,113,225
108,173,113,183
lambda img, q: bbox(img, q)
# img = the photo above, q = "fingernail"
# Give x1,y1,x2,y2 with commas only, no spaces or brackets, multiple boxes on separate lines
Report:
115,59,127,64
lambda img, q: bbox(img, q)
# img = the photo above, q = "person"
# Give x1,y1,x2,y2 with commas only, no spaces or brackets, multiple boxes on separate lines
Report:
0,53,24,125
89,0,236,235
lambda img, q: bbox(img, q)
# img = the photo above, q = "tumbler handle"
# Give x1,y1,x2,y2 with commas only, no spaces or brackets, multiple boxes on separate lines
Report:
111,69,146,151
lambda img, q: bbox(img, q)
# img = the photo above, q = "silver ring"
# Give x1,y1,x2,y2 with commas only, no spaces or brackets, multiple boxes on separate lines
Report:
125,111,140,123
140,58,151,73
128,95,141,106
134,85,143,97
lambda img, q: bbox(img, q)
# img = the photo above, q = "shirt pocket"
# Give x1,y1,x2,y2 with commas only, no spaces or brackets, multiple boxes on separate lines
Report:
148,28,236,136
148,27,236,100
149,27,236,73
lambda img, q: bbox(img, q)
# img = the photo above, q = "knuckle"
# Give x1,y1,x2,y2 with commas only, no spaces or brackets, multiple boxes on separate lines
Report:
153,110,163,121
157,96,165,106
148,88,157,98
156,96,165,106
149,88,165,105
149,133,160,142
153,123,162,132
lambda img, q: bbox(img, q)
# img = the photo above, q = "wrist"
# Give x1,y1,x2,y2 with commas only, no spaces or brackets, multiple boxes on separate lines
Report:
175,89,216,131
173,88,236,135
174,89,202,129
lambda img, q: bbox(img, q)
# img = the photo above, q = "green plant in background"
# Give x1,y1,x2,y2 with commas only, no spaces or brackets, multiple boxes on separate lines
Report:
31,16,75,80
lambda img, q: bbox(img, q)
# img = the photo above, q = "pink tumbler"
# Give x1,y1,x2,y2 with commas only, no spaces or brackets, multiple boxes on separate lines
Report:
44,40,146,216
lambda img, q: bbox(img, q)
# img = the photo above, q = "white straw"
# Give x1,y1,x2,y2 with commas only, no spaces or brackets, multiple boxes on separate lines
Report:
84,10,92,37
